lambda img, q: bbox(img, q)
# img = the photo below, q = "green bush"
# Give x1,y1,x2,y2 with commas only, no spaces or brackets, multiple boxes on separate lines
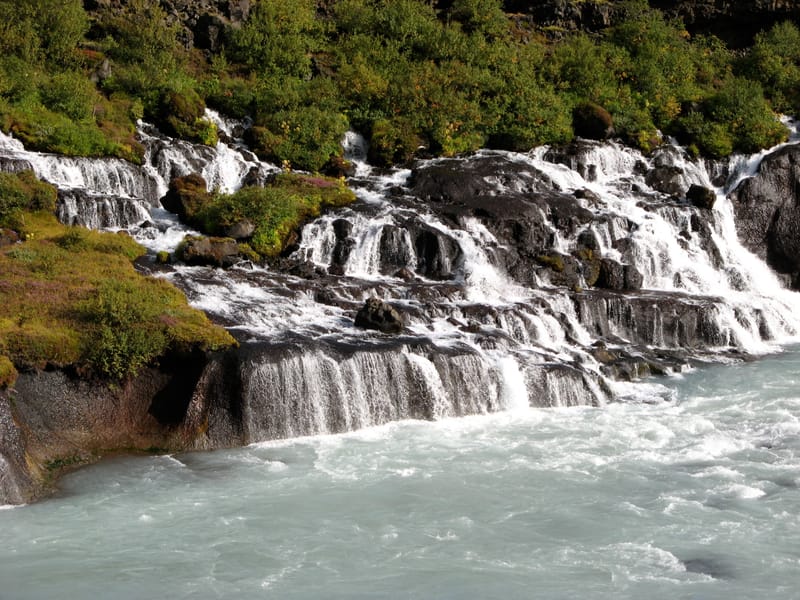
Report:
0,355,17,389
194,174,357,258
40,71,97,121
80,279,170,380
227,0,321,78
249,106,349,172
741,21,800,115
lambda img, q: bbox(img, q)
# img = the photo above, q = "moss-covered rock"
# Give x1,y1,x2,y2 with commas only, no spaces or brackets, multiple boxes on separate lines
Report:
0,209,236,381
572,101,615,140
190,173,357,259
160,173,213,224
155,89,217,146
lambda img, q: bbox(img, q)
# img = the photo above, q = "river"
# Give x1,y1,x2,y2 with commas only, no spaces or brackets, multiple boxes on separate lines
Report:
1,348,798,599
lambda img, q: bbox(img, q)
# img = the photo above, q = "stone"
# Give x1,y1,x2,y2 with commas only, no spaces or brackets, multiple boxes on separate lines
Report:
161,173,211,222
687,184,716,210
354,298,405,334
646,165,687,197
178,236,239,267
572,102,615,140
729,145,800,288
224,219,256,240
0,229,20,247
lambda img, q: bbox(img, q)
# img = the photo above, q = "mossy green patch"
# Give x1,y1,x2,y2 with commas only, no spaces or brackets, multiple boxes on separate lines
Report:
184,173,357,259
0,355,17,389
0,211,236,380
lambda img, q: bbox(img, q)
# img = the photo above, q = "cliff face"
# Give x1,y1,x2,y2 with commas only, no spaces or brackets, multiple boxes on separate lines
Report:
649,0,800,46
0,350,243,504
502,1,800,45
729,145,800,289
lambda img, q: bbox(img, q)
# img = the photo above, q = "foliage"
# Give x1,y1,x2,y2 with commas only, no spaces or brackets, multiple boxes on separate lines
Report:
227,0,322,78
0,171,57,230
0,0,797,165
0,210,235,380
193,173,357,258
0,355,17,389
741,21,800,115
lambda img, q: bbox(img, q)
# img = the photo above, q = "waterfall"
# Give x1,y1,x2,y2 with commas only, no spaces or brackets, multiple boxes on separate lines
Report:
2,117,800,445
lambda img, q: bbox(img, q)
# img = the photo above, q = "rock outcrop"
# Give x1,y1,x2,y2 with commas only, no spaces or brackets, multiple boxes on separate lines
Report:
354,298,405,334
729,145,800,289
501,1,800,46
0,349,243,504
85,0,251,52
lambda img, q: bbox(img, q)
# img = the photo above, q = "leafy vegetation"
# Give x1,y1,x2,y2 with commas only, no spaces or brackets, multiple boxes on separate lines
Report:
0,0,798,167
0,206,236,382
176,173,357,258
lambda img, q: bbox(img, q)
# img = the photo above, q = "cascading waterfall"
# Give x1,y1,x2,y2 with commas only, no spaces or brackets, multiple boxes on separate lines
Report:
3,117,800,443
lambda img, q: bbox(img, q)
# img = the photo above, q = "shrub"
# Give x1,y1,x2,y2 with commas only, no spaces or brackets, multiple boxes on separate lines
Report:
227,0,321,78
248,106,349,172
80,279,171,380
194,174,357,258
155,88,217,145
741,21,800,115
39,72,97,121
0,355,17,389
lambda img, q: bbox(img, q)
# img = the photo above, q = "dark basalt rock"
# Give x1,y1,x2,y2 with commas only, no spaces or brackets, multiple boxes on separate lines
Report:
596,258,643,291
646,165,687,197
331,218,356,270
179,235,240,268
0,156,34,173
649,0,800,48
161,173,211,222
729,145,800,288
687,184,716,210
409,153,593,285
354,298,405,334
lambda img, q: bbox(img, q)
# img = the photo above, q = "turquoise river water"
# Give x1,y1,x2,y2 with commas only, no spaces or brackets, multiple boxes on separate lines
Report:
1,349,799,600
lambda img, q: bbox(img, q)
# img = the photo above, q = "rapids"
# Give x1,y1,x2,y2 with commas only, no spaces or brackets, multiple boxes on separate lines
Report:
1,348,798,599
1,113,800,439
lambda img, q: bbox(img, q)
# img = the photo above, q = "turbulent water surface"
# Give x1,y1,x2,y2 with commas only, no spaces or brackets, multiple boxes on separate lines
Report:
2,349,799,599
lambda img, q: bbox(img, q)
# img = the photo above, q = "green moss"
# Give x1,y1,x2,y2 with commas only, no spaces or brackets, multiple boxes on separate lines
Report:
536,254,565,273
44,455,85,471
0,355,17,389
192,173,357,258
0,210,236,381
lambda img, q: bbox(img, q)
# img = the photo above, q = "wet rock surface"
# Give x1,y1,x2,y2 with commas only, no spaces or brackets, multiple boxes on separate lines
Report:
354,298,405,334
729,145,800,289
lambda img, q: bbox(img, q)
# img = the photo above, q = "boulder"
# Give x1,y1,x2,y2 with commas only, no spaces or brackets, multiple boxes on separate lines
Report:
572,102,615,141
729,145,800,287
224,219,256,240
596,258,643,291
331,218,356,270
161,173,211,222
645,165,687,197
354,298,405,334
178,236,239,267
687,184,716,210
0,229,20,247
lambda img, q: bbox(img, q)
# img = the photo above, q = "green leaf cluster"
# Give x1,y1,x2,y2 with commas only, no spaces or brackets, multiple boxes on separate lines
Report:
192,173,357,258
0,0,798,166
